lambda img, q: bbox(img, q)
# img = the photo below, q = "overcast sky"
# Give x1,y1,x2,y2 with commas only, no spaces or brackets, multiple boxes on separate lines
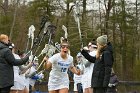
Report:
25,0,137,11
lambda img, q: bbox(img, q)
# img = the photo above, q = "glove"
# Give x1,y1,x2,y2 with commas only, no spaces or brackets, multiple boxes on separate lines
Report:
25,74,30,78
83,46,89,51
25,71,36,78
21,55,29,64
112,84,116,86
38,73,44,79
108,83,113,87
29,55,33,62
31,74,39,80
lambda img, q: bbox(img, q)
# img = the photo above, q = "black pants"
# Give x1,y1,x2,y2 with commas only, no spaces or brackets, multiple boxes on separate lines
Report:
29,85,32,93
0,86,11,93
93,87,107,93
77,83,83,93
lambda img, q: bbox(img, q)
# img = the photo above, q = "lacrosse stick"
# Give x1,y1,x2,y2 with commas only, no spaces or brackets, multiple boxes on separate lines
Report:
36,24,57,71
73,1,83,48
25,15,51,57
36,44,49,58
25,25,35,53
30,25,35,49
36,44,56,71
62,25,68,39
55,42,60,52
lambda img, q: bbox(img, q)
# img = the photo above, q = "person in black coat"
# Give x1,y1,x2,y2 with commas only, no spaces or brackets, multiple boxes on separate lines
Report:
0,34,29,93
81,35,114,93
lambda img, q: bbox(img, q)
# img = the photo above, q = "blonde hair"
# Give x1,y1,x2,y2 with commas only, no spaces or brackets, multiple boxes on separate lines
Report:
0,34,8,42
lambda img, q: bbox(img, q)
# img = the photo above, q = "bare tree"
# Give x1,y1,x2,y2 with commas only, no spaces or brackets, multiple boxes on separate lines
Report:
0,0,8,15
9,0,20,40
104,0,114,35
135,0,140,61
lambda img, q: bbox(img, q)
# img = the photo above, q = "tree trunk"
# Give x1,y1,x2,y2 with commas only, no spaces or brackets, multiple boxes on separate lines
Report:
82,0,86,45
98,0,103,35
82,0,86,22
9,0,20,40
135,0,140,61
104,0,113,35
112,0,117,69
3,0,8,15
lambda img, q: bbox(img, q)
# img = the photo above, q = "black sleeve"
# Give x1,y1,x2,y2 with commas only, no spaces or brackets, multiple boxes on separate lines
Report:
4,49,29,66
81,49,96,63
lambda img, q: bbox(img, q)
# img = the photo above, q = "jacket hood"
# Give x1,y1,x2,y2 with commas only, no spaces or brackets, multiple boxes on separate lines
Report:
104,42,113,54
0,42,8,50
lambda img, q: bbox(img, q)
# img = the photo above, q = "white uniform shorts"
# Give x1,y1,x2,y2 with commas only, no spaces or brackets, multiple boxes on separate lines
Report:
73,83,78,91
11,81,25,90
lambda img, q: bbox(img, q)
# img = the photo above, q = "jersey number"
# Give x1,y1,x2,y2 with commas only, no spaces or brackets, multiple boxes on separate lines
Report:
61,68,67,72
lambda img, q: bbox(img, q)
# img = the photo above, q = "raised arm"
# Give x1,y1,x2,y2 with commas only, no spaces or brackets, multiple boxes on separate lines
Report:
81,49,96,63
4,49,29,66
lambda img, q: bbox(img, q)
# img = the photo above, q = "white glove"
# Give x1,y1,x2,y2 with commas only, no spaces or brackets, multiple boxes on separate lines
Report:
112,84,116,86
29,55,33,62
38,73,44,79
34,56,37,60
108,83,113,87
83,46,89,51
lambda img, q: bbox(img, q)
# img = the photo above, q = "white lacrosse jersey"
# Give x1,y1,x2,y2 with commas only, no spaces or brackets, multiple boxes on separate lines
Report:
29,66,37,86
48,53,74,91
81,50,96,91
88,50,96,86
11,53,25,90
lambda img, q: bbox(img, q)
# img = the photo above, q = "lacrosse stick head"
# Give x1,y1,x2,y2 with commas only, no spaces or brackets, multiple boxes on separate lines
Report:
62,25,68,39
32,56,39,68
41,44,50,55
40,14,49,31
55,42,61,52
55,42,60,48
60,37,68,44
46,45,56,57
28,25,35,38
47,24,57,36
43,22,51,34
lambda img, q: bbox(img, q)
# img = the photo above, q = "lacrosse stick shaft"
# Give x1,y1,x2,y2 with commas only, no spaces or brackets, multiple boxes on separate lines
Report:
31,38,34,49
36,34,53,71
25,38,30,53
37,60,45,71
73,2,84,48
77,18,83,48
33,33,46,57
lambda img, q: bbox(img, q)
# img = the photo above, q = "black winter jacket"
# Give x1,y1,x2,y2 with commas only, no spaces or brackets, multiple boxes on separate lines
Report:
0,42,29,88
81,42,114,88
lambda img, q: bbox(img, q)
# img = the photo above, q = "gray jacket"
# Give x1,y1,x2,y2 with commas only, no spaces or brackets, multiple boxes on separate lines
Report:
0,42,29,88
